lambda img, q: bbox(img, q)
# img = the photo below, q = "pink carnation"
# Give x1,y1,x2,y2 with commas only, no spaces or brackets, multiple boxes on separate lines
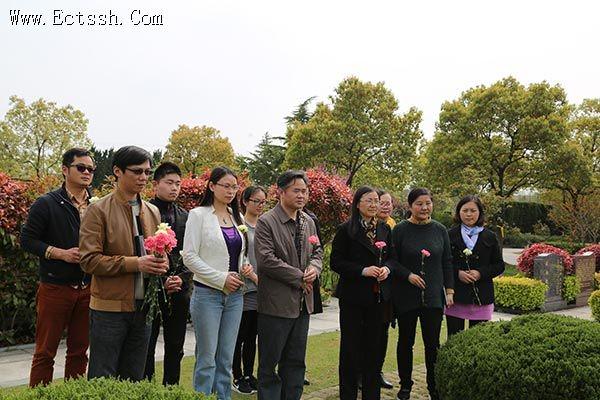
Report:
421,249,431,257
308,235,320,246
374,241,387,250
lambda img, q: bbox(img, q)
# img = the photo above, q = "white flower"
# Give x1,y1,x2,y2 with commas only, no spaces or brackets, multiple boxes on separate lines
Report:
156,222,171,234
89,196,100,204
463,248,473,257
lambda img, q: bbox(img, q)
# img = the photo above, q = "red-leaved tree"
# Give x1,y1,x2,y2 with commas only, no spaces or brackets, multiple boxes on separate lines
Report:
517,243,575,276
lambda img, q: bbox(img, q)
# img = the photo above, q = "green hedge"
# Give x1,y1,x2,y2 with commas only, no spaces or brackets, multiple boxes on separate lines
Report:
545,241,586,255
0,378,213,400
436,314,600,400
493,276,547,311
595,273,600,290
590,290,600,322
562,275,581,303
500,201,559,234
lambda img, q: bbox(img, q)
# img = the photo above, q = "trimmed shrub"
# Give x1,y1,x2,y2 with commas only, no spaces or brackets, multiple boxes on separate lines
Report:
595,273,600,290
500,201,558,234
576,244,600,272
493,276,547,311
436,314,600,400
516,243,574,276
544,240,585,255
503,232,545,248
590,290,600,322
562,275,581,303
0,377,212,399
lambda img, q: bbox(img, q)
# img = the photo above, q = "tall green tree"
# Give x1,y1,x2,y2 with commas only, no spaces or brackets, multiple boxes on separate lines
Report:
284,77,422,187
238,133,286,186
90,146,114,188
422,77,570,198
0,96,91,179
164,125,235,176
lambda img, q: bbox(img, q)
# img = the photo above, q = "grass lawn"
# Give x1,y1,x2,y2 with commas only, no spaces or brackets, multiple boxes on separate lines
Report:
2,323,442,398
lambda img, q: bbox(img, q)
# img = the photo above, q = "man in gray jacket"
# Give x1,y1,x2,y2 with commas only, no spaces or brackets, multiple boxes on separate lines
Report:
254,170,323,400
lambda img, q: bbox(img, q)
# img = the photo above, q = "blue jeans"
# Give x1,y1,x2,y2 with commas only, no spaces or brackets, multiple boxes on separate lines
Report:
190,285,243,399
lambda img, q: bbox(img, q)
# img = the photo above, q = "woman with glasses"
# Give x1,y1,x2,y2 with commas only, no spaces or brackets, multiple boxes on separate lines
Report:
391,188,454,400
182,166,247,399
445,195,504,337
232,185,267,394
331,186,396,400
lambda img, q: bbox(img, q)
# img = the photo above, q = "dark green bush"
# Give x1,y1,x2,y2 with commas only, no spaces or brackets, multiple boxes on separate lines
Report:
503,232,545,248
545,240,586,255
500,201,559,234
0,378,213,399
436,314,600,400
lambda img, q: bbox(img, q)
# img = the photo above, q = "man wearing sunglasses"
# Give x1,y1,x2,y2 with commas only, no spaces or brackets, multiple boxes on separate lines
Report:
80,145,166,382
21,148,95,387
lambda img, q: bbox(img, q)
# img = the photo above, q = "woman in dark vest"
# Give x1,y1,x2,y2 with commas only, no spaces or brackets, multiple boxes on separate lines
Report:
331,186,396,400
445,195,505,336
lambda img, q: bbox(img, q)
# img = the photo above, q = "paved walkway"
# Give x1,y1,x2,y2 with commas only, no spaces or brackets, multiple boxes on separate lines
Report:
2,247,594,390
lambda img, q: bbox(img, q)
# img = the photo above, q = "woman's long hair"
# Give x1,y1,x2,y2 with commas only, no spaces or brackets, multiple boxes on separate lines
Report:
348,186,378,239
199,166,244,227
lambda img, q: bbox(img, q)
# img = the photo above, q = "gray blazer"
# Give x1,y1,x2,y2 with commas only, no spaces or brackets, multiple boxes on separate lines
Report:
255,203,323,318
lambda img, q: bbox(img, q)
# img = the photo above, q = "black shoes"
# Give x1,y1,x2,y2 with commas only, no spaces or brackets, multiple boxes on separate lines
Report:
304,378,310,385
233,376,256,395
247,375,258,391
396,387,411,400
379,372,394,389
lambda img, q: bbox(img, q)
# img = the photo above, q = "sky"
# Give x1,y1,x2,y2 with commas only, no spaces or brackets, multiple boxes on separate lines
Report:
1,0,599,156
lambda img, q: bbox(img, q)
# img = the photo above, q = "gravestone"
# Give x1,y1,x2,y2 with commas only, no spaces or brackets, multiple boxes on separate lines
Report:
533,253,566,312
574,252,595,306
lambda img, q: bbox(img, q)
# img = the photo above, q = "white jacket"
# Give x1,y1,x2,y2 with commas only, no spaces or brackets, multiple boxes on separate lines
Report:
182,205,246,292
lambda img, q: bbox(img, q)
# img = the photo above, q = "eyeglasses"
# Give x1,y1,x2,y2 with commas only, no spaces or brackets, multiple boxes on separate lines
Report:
361,199,380,205
248,198,267,206
70,164,96,174
125,167,153,176
215,183,240,191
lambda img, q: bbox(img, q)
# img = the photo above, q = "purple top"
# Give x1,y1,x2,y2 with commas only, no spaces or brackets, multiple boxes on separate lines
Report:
221,226,242,273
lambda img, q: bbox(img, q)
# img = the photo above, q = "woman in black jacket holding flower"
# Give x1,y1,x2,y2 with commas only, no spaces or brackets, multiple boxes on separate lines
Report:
331,186,397,400
445,195,505,337
391,188,454,400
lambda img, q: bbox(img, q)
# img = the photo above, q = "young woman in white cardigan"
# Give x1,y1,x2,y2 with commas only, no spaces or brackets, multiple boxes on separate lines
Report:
183,166,247,399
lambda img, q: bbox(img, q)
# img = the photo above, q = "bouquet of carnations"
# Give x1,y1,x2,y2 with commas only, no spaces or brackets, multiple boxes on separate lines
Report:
143,223,178,324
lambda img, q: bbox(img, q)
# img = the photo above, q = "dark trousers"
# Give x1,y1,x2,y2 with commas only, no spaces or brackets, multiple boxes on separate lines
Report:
339,301,383,400
30,283,90,387
446,315,484,338
88,305,152,382
257,311,309,400
396,307,443,395
143,291,190,385
233,310,258,380
376,321,390,373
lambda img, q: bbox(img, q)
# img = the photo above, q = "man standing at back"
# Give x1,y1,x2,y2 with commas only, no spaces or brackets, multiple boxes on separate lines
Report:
21,148,95,387
79,145,168,381
254,170,323,400
143,161,190,385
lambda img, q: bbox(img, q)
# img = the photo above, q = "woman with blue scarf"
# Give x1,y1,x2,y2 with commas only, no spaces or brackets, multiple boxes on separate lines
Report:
445,195,505,337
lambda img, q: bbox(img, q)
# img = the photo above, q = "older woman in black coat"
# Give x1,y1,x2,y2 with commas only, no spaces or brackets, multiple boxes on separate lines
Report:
331,186,397,400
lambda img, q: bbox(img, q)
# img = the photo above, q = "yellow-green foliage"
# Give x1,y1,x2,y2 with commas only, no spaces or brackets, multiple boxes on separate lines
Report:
562,275,582,303
595,273,600,290
493,276,548,311
589,290,600,322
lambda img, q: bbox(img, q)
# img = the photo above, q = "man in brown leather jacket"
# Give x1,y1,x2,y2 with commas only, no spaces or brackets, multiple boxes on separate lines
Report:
79,145,167,381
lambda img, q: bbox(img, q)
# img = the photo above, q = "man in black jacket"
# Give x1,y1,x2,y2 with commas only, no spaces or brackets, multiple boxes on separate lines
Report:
143,162,191,385
21,148,95,387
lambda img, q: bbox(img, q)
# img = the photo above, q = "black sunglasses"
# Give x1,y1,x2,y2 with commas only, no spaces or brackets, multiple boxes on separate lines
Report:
126,167,153,176
70,164,96,173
